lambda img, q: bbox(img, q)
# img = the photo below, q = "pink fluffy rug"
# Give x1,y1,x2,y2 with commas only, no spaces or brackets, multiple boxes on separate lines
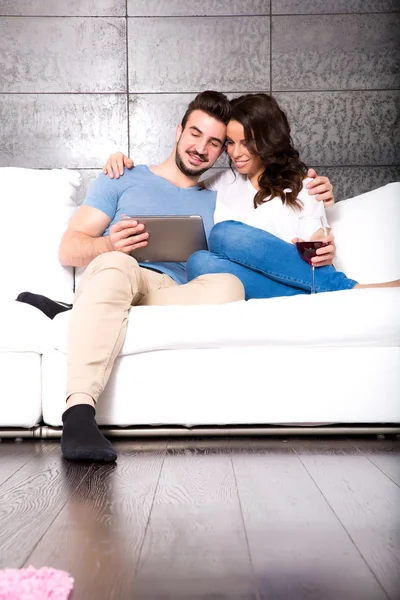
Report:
0,566,74,599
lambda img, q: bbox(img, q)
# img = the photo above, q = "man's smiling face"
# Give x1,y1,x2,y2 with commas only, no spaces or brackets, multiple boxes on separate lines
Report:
175,109,226,177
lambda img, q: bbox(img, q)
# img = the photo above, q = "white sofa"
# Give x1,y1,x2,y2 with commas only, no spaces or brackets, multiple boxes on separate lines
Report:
1,168,399,438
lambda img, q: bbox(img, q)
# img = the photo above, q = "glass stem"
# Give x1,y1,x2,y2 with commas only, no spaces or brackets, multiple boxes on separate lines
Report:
311,265,315,294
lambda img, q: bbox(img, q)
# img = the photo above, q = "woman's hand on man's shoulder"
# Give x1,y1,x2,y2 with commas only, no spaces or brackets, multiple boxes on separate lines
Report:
103,152,134,179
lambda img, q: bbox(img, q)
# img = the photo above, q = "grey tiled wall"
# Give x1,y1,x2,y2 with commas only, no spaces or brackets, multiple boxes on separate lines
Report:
0,1,399,202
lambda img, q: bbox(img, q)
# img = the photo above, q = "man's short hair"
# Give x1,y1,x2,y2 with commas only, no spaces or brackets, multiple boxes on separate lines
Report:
181,91,231,130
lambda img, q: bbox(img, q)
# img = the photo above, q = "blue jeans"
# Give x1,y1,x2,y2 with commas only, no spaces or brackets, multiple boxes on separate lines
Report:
187,221,357,300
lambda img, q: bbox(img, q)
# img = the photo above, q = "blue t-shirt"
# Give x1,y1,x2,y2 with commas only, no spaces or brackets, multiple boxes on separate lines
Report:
83,165,216,284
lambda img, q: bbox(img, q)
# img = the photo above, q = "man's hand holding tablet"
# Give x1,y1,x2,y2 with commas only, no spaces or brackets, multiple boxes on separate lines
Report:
119,215,208,262
108,215,149,255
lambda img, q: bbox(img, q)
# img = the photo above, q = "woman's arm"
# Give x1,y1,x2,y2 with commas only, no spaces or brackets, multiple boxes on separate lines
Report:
295,178,336,266
101,153,226,192
306,168,335,207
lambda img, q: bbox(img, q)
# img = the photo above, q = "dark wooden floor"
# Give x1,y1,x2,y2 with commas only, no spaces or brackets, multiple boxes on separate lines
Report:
0,436,399,600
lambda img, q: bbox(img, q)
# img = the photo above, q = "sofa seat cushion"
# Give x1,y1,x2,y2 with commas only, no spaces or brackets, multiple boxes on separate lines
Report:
41,346,400,427
51,287,400,357
0,300,52,353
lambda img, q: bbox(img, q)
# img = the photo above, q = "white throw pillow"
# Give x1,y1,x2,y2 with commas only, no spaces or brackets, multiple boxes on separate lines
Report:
327,182,400,283
0,167,80,303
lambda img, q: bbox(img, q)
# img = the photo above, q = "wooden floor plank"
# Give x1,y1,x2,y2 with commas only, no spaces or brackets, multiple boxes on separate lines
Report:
133,438,257,599
292,437,400,600
0,442,91,569
25,440,167,600
0,441,44,488
348,437,400,487
230,438,387,600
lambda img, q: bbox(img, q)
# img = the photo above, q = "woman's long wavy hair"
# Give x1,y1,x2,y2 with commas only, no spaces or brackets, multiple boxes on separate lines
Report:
229,93,307,210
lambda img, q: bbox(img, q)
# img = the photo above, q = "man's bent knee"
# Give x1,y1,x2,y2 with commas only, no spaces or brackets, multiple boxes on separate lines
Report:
75,251,141,302
88,251,137,272
83,251,140,286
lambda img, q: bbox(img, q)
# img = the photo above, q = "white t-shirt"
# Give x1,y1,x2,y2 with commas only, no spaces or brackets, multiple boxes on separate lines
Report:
204,169,329,244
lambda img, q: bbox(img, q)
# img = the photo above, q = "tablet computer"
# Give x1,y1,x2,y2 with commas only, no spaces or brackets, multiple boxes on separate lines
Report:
121,215,208,262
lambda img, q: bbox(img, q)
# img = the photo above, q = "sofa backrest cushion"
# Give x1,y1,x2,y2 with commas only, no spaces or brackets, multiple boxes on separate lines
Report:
0,167,80,303
326,182,400,284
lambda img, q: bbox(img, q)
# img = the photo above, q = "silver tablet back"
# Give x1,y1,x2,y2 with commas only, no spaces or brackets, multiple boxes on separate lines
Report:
126,215,208,262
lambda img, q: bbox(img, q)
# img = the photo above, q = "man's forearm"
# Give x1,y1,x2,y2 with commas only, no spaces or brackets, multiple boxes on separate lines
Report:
59,231,113,267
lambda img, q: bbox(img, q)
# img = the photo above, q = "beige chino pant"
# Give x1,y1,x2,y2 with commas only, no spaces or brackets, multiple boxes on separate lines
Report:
67,251,244,401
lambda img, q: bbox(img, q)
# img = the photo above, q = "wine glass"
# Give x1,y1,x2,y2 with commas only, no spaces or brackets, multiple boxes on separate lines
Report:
296,216,327,294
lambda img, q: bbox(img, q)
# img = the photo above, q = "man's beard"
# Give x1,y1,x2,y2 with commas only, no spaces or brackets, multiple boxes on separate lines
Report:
175,145,210,178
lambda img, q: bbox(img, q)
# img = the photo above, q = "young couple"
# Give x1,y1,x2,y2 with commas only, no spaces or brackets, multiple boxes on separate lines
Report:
105,92,399,299
59,91,398,464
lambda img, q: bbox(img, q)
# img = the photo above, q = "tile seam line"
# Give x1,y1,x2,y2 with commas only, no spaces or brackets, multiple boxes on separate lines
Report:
271,12,399,17
270,2,272,94
13,165,400,170
0,14,270,18
0,15,126,18
1,90,399,95
125,0,130,154
0,12,398,18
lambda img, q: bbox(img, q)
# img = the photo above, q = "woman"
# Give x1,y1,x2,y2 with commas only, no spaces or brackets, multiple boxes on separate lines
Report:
104,93,399,298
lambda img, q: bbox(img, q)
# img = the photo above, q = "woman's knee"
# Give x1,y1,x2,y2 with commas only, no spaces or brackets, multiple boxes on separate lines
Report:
187,250,217,279
209,220,245,254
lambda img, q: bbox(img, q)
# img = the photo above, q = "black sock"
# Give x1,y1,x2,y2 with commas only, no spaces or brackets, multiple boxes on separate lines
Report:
61,404,117,463
16,292,72,320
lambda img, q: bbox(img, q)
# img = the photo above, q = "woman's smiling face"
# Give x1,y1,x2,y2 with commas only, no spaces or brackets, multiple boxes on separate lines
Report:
226,119,264,179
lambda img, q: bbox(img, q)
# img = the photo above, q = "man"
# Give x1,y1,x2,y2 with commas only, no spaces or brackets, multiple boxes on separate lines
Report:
59,90,335,463
58,91,246,463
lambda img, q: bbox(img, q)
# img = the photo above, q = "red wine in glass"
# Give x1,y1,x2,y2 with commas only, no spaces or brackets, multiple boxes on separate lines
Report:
296,241,329,265
296,216,327,294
